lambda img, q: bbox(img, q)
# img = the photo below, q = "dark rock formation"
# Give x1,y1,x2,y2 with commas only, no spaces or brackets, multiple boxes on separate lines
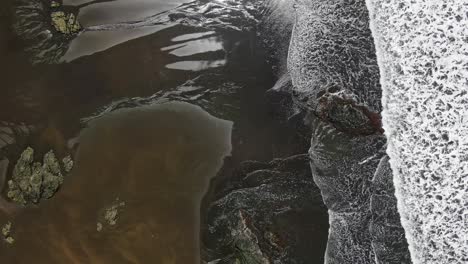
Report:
202,154,329,264
316,94,383,135
309,114,385,263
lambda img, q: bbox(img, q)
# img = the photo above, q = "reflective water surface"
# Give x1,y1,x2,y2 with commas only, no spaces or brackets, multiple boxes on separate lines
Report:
2,102,232,263
0,0,310,262
64,0,192,26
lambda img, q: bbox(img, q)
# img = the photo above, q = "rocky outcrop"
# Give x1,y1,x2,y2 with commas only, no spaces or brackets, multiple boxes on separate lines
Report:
0,122,36,214
6,147,72,205
308,114,386,263
202,154,328,264
50,10,81,35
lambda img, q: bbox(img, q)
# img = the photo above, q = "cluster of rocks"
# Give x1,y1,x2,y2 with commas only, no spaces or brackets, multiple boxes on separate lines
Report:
6,147,73,205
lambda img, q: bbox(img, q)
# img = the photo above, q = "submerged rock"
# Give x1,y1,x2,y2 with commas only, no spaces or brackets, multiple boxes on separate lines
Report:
6,147,70,205
62,155,73,173
97,198,126,232
50,1,61,8
1,221,14,244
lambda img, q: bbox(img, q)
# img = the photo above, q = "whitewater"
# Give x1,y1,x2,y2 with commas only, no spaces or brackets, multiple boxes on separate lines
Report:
366,0,468,263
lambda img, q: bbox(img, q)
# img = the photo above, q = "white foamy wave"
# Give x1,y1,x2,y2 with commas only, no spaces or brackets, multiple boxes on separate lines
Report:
366,0,468,263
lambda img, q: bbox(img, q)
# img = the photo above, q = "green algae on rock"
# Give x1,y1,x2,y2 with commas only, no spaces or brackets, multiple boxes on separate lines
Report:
13,0,81,63
6,147,72,205
97,198,126,232
1,222,14,244
62,155,73,173
50,11,81,35
50,1,61,8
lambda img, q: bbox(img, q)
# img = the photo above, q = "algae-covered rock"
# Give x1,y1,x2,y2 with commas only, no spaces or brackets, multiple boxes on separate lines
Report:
41,171,62,199
50,1,60,8
50,11,67,33
97,198,126,232
50,11,81,35
43,151,61,175
2,222,14,244
13,0,78,63
62,155,73,173
12,147,33,178
96,222,103,232
6,147,70,205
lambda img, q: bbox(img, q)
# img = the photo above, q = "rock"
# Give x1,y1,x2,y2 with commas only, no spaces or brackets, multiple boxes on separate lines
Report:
50,1,60,8
202,154,329,263
4,236,14,244
50,11,67,33
96,222,103,232
2,221,14,244
97,198,126,231
12,0,81,63
43,150,61,175
316,94,383,135
0,159,9,194
62,155,73,173
6,147,69,205
41,171,62,199
50,11,81,35
309,115,386,263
